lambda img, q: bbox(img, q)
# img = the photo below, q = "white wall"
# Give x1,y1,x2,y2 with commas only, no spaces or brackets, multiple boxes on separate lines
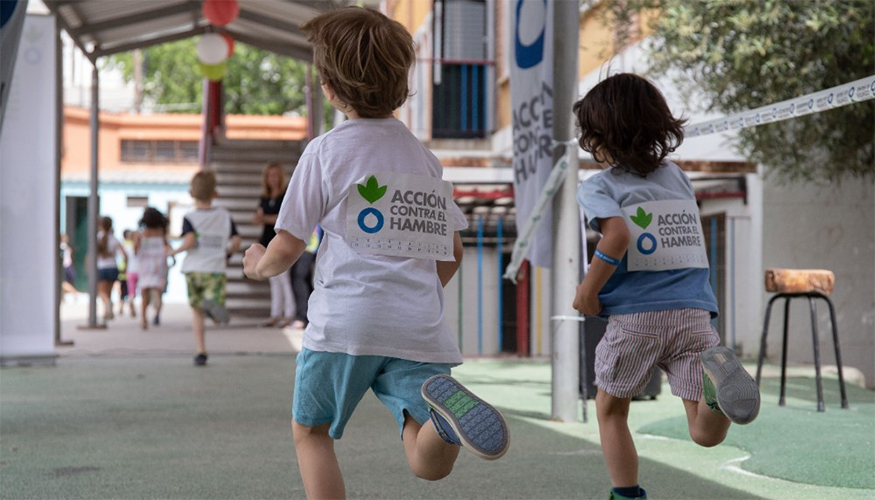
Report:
761,176,875,388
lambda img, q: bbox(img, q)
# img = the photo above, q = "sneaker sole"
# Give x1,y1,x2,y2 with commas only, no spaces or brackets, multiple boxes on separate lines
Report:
421,374,509,460
701,346,761,424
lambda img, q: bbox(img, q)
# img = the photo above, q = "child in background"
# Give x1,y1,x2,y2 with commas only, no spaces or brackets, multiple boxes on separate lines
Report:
118,230,137,318
572,73,760,500
96,216,127,322
170,170,241,366
242,7,509,499
136,207,171,330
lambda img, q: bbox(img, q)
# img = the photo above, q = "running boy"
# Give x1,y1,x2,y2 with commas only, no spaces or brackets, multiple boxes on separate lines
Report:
572,73,760,500
242,7,509,498
170,170,241,366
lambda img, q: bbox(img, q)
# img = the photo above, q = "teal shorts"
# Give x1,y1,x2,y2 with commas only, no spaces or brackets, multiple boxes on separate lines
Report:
292,348,452,439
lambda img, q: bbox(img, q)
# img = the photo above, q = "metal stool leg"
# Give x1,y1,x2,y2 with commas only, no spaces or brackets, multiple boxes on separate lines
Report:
756,295,781,386
808,296,826,412
823,295,849,409
779,296,791,406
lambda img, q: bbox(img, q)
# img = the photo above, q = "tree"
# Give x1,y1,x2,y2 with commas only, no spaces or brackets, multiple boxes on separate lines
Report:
105,39,310,116
611,0,874,182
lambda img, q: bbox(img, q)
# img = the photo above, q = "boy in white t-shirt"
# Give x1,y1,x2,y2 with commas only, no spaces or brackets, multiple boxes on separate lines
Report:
242,7,509,498
170,170,241,366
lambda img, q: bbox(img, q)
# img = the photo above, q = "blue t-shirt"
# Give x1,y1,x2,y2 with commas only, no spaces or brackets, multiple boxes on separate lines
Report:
578,162,718,317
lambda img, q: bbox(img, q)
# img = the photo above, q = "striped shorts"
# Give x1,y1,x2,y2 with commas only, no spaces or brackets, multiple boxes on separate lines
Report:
595,308,720,401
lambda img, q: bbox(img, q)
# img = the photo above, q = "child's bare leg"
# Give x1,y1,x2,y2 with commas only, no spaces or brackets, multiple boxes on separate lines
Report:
292,420,344,500
595,389,638,488
401,414,459,481
152,289,163,321
682,398,730,447
192,307,206,353
140,289,151,329
98,281,113,319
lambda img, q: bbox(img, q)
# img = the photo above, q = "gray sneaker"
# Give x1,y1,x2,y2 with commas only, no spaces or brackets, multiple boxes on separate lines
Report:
422,374,509,460
201,299,230,325
700,346,760,424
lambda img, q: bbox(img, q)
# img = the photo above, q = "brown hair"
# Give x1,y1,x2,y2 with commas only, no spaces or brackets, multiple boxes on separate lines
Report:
190,169,217,202
301,6,415,118
573,73,687,176
139,207,169,232
261,162,286,198
97,216,113,257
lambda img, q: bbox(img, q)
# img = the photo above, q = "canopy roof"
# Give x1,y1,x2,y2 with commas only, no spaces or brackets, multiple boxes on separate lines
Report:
44,0,359,62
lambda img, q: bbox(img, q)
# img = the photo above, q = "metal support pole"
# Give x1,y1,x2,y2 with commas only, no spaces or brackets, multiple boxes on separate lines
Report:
86,64,100,327
55,21,72,345
550,0,581,423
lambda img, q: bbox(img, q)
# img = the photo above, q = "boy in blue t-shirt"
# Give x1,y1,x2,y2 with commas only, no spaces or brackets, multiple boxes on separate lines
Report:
573,73,760,500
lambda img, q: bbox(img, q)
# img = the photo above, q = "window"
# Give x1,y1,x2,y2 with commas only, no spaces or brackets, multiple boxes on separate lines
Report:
432,0,490,139
121,140,199,164
126,196,149,208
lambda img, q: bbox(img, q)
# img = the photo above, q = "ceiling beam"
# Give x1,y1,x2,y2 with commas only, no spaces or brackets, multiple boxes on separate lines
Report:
91,24,209,59
236,8,307,38
43,1,96,63
68,2,201,38
221,29,313,62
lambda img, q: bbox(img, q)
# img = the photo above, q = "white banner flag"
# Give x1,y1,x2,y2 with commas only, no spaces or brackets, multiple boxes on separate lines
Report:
510,0,553,268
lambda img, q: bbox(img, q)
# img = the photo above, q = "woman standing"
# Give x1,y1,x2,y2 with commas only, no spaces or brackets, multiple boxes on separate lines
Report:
253,162,294,327
96,216,127,321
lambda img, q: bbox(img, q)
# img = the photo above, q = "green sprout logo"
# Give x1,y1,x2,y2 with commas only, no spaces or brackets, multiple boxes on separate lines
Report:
630,207,652,229
630,207,657,255
357,175,387,204
356,175,386,234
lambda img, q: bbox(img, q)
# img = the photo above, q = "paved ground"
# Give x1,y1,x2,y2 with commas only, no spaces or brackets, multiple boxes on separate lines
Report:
0,299,872,499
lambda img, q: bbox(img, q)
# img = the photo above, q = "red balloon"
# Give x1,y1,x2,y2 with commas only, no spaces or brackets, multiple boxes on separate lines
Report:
221,33,235,57
203,0,239,27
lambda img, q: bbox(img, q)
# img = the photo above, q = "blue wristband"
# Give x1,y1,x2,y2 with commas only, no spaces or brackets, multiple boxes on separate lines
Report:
594,249,621,266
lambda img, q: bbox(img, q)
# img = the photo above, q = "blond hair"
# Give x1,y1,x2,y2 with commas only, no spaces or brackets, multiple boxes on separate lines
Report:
261,162,287,198
190,169,217,202
301,7,415,118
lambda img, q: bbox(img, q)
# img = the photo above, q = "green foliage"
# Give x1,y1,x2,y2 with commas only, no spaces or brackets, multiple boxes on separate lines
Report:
105,39,309,116
612,0,874,183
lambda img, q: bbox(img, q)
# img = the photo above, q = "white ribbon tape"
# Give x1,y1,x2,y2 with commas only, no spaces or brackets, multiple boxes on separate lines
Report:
685,75,875,138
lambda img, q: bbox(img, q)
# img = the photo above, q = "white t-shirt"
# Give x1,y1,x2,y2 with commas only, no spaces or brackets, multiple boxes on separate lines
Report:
96,232,121,270
275,118,468,364
180,208,237,274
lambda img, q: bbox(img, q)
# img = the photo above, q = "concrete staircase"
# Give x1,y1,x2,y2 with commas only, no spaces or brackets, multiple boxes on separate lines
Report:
209,139,305,319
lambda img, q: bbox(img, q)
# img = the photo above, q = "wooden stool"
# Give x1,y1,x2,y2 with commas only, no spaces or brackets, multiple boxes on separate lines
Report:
755,268,848,411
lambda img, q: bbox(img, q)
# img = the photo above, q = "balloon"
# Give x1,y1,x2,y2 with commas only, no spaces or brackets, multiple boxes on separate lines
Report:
221,33,235,58
196,34,228,65
199,62,227,81
203,0,239,27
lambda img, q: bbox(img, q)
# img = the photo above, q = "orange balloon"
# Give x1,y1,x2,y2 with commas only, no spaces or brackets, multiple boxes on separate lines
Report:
221,33,235,58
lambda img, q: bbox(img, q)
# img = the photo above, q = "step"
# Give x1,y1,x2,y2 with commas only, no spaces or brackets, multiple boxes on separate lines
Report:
216,184,263,198
226,297,273,309
215,172,264,186
214,198,264,210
